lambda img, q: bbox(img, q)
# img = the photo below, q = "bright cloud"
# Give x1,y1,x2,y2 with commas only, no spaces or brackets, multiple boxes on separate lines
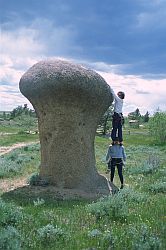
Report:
0,26,45,86
0,24,44,111
1,28,44,56
0,19,79,111
0,84,29,111
0,17,79,84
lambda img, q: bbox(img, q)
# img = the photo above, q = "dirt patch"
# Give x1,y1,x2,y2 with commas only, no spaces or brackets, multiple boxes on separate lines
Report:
0,141,38,156
1,176,119,201
0,171,117,201
0,177,28,193
2,183,115,202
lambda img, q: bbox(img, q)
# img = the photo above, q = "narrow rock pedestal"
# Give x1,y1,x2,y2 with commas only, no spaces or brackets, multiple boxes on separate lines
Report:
19,59,113,197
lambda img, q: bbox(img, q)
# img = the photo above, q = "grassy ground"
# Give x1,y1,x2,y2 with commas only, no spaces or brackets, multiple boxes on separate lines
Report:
0,117,38,147
0,133,39,147
0,125,166,249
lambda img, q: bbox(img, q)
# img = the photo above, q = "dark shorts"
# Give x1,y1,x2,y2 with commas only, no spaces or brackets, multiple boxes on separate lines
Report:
112,112,124,125
108,158,123,168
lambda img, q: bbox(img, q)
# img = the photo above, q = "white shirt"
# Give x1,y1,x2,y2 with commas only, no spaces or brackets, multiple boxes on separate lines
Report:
110,88,123,114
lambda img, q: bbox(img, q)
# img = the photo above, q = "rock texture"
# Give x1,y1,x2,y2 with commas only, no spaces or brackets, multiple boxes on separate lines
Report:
19,59,113,195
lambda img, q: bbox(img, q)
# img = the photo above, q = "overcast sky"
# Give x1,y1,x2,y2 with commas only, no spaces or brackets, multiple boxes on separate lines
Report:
0,0,166,115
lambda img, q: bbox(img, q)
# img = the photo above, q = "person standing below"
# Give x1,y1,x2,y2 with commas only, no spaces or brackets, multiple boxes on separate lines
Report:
110,87,125,145
106,137,126,189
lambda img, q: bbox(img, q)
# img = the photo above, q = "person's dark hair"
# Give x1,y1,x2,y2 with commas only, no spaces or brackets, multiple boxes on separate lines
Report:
112,137,119,145
118,91,125,99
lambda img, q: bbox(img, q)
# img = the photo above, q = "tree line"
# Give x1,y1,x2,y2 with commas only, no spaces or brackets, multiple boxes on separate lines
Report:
0,104,36,120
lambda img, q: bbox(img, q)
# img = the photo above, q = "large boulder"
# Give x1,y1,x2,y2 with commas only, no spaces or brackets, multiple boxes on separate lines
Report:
19,59,113,196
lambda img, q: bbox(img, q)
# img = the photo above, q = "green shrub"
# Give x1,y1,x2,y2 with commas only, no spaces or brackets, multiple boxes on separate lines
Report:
149,111,166,144
130,224,162,250
118,187,148,203
101,230,116,249
148,182,166,193
88,229,115,249
0,159,22,178
87,188,147,221
33,198,45,206
127,154,160,175
27,172,49,186
5,151,32,164
0,226,21,250
0,199,23,226
0,145,40,178
87,193,128,221
37,224,65,243
0,150,35,178
24,143,40,152
88,228,102,237
27,172,40,185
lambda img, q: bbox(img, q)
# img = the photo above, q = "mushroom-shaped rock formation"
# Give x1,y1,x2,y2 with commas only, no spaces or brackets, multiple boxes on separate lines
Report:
19,59,113,195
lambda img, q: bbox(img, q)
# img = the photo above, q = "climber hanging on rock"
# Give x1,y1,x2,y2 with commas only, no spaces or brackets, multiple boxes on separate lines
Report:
109,87,125,146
